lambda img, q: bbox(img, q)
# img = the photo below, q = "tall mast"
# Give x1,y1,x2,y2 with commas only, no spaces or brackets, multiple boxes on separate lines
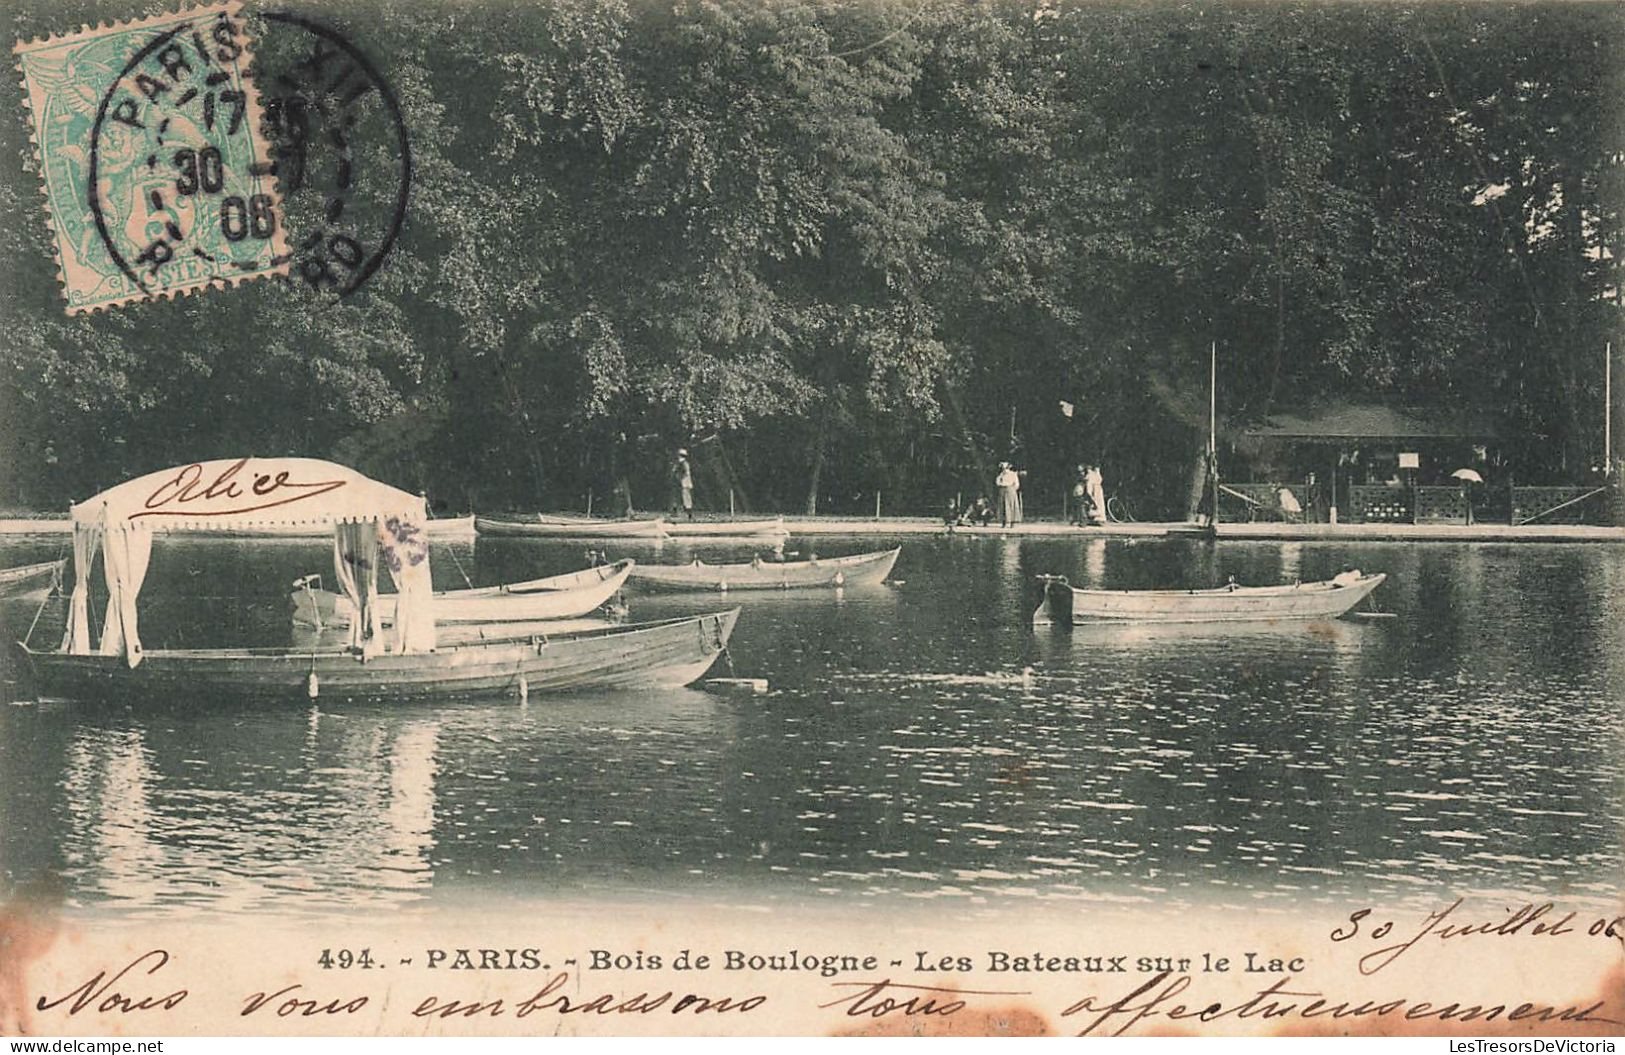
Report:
1607,341,1613,476
1209,340,1219,528
1209,340,1217,460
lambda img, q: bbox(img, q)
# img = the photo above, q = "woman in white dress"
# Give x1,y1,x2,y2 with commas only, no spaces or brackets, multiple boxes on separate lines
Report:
995,462,1022,527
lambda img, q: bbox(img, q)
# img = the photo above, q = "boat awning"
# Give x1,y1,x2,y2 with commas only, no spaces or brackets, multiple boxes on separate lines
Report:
1243,404,1500,444
63,459,435,665
71,458,426,531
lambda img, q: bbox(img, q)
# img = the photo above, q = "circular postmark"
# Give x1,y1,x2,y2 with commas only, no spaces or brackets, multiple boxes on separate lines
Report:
255,12,411,298
88,8,289,296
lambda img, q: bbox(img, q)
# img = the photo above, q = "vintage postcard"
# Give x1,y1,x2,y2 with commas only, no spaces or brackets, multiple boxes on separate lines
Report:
1,0,1621,1041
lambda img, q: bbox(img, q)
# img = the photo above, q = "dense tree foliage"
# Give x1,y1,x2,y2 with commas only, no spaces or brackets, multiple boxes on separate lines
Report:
2,0,1620,516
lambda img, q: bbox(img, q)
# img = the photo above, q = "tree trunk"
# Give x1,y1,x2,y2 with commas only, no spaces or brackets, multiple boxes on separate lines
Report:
805,438,825,516
804,398,837,515
491,347,547,506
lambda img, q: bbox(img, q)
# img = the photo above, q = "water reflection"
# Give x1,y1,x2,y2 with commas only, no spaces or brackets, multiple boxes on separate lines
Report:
1,535,1620,918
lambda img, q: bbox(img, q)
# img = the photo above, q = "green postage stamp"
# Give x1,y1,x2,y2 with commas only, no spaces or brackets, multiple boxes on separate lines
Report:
14,4,289,313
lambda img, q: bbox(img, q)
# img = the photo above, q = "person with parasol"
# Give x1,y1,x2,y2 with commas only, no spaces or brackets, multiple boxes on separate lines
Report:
1451,467,1484,525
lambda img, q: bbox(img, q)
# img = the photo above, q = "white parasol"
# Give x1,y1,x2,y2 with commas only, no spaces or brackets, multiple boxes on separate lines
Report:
1450,468,1484,483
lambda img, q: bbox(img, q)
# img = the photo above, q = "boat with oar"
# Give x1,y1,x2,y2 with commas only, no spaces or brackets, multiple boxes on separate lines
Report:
290,559,635,627
628,547,900,591
665,516,788,538
1033,570,1386,624
0,558,63,594
477,514,669,539
18,457,738,703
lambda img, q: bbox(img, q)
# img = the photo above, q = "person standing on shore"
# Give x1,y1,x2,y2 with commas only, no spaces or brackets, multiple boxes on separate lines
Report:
1085,464,1107,525
995,461,1022,527
670,448,694,520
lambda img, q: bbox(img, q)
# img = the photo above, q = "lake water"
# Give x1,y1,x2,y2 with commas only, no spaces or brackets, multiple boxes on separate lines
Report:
1,534,1620,919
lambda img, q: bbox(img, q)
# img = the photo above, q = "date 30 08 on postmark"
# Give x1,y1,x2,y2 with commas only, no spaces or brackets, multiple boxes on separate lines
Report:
15,4,290,313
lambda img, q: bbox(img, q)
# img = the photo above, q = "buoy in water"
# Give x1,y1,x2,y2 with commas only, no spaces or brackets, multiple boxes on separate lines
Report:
307,671,320,699
518,675,529,703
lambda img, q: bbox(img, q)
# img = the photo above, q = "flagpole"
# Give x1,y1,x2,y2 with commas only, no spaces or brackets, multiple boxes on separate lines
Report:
1209,341,1219,528
1209,341,1217,461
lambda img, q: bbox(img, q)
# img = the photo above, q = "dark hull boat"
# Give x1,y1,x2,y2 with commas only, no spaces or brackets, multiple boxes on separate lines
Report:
23,609,739,703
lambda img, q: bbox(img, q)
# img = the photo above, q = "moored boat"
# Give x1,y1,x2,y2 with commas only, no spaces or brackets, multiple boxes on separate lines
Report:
291,559,635,626
18,457,738,703
477,515,669,539
198,514,477,540
294,616,620,649
628,547,900,591
24,610,740,703
1033,571,1386,624
665,516,788,538
425,515,477,539
0,558,63,594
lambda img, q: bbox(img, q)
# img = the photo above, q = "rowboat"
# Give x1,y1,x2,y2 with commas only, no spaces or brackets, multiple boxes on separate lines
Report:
294,616,618,649
425,515,477,539
291,559,634,626
477,515,668,539
24,610,740,703
0,558,63,593
1033,571,1387,624
23,457,740,703
197,515,476,540
665,517,788,538
628,547,900,591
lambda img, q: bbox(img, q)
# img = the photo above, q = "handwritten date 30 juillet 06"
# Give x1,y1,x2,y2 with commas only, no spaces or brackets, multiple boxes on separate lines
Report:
32,901,1625,1035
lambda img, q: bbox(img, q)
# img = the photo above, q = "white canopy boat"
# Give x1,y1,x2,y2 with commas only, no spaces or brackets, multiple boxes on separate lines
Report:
1033,570,1387,624
18,458,737,703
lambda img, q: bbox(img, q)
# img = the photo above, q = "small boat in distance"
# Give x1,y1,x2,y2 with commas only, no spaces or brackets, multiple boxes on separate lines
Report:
193,514,477,540
1033,570,1387,625
291,559,635,627
425,515,477,539
0,558,63,594
477,515,669,539
665,516,788,538
628,547,900,591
